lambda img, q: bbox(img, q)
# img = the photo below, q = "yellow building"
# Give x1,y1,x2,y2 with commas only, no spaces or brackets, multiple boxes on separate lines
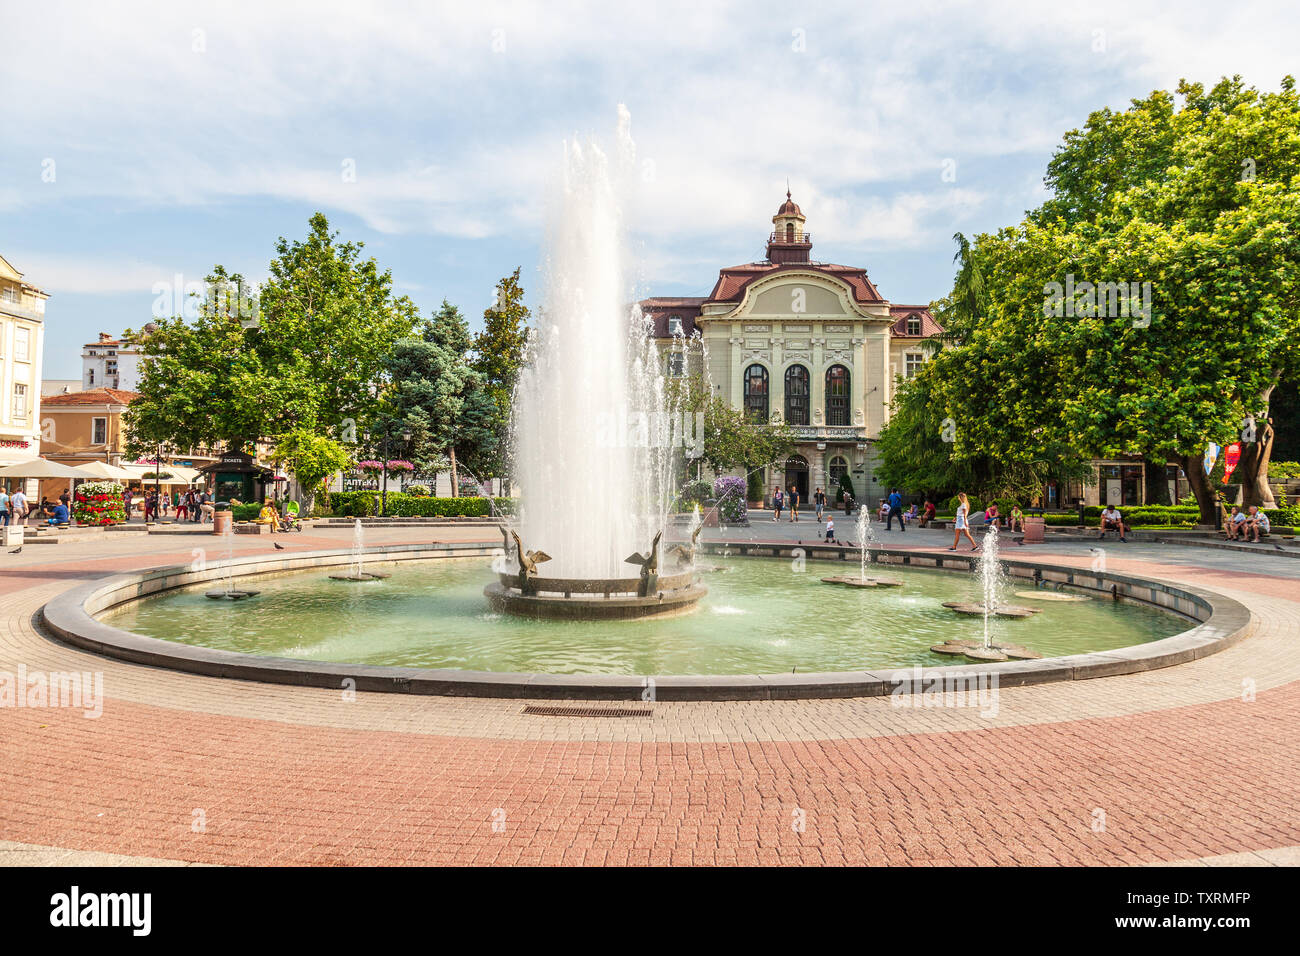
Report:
0,254,48,468
641,192,940,505
39,388,137,498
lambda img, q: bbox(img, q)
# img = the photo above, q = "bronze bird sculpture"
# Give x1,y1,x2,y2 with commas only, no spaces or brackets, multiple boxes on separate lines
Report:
668,524,703,565
511,530,551,576
624,531,663,575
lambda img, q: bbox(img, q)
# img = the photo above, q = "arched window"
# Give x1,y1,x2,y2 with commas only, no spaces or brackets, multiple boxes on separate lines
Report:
785,222,795,242
906,313,922,336
743,364,769,422
825,365,850,426
784,364,809,425
828,456,849,487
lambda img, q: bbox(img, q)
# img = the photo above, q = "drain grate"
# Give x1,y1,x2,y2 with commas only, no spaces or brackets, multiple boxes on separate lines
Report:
521,704,653,718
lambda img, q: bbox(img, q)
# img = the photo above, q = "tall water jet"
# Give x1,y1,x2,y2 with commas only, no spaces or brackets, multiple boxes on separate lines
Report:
485,107,705,619
511,106,678,578
329,517,389,581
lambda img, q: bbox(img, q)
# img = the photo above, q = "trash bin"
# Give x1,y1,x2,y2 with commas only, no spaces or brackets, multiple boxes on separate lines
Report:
213,510,233,535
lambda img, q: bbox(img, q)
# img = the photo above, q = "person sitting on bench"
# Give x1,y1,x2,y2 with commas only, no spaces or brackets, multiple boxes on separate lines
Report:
1225,505,1247,540
1245,505,1270,542
256,498,284,532
1099,504,1126,542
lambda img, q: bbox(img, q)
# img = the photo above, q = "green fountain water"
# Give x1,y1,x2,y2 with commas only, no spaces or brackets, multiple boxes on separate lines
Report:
105,556,1182,676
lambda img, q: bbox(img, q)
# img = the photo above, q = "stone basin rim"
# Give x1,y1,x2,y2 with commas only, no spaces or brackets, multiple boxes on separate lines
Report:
38,541,1254,701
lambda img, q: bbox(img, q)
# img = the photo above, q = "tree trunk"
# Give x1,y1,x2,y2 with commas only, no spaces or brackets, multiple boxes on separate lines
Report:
1238,417,1276,509
450,447,459,498
301,481,317,518
1182,454,1219,525
1143,459,1171,505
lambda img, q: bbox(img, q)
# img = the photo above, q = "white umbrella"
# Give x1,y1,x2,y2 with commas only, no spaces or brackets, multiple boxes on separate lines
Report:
0,459,98,479
72,460,137,481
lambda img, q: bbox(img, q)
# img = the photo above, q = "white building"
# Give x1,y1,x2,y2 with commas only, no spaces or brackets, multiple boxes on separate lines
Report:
81,330,148,392
641,192,940,506
0,254,47,467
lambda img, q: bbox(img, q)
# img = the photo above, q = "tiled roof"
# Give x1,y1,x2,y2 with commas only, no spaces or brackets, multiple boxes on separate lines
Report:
888,306,943,337
41,388,139,407
638,299,704,338
707,262,884,304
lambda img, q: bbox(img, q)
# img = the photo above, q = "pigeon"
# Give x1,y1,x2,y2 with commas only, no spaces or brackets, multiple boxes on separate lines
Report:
510,531,551,576
273,542,285,550
625,531,663,574
8,546,21,554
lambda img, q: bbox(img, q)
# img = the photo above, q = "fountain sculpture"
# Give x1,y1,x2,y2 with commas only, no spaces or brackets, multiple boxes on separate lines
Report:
484,107,705,620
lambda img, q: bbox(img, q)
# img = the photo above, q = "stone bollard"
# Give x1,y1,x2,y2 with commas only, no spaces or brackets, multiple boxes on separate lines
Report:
1022,516,1046,544
3,524,23,547
213,511,232,535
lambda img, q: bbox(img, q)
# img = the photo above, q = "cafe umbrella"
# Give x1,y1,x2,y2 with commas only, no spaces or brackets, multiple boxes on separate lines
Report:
0,459,100,520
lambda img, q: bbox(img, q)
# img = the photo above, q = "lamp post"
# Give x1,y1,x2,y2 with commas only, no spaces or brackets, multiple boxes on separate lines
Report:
366,424,413,517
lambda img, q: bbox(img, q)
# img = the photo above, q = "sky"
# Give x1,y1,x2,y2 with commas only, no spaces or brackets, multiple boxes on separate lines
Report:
2,0,1297,378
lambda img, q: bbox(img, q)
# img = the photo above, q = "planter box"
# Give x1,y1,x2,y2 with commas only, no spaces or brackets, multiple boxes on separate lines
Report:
1022,516,1046,544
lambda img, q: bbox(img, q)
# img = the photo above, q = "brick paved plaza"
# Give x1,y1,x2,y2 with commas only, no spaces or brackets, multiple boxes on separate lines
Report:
1,521,1297,867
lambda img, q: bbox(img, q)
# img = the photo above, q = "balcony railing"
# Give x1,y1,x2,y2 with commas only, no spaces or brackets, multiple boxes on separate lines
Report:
789,424,862,440
768,232,812,244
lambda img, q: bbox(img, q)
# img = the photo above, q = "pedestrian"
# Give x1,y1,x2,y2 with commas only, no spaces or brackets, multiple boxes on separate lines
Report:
948,492,979,552
772,486,784,521
788,484,799,522
11,487,27,526
143,491,155,523
0,487,10,527
825,515,836,542
176,491,189,522
200,489,213,523
813,486,826,522
886,488,905,532
123,487,133,522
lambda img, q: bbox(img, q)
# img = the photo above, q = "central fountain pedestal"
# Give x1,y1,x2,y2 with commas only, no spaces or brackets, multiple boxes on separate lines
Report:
485,570,706,620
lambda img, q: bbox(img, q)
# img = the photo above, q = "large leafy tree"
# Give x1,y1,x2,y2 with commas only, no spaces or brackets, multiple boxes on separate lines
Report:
126,215,419,489
272,429,354,515
885,76,1300,522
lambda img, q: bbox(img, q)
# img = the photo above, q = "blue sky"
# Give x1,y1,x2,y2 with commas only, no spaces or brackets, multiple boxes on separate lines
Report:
2,0,1296,378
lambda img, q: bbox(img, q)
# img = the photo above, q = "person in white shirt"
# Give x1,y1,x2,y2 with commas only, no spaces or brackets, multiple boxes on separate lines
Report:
10,489,27,525
1099,504,1126,541
1246,506,1270,542
1225,505,1248,540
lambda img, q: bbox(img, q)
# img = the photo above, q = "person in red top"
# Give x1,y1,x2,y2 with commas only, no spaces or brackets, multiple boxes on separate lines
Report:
919,499,937,528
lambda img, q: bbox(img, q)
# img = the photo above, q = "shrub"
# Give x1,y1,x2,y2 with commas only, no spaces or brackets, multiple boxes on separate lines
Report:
679,480,712,509
713,476,747,523
326,491,516,518
231,503,262,521
73,481,125,525
837,472,856,503
404,484,430,497
746,469,764,503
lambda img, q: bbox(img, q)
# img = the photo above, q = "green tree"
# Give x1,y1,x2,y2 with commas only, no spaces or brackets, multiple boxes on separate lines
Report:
126,215,419,466
886,76,1300,523
272,429,354,515
472,268,531,479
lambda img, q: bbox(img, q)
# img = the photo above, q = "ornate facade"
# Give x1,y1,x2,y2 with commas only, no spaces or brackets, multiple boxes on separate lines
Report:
641,192,941,505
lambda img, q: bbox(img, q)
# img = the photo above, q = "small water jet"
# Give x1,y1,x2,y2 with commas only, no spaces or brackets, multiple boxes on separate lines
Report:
329,518,390,581
936,524,1042,660
821,504,902,588
205,520,259,600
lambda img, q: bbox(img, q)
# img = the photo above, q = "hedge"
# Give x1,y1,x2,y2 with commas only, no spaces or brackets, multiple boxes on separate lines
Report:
326,491,517,518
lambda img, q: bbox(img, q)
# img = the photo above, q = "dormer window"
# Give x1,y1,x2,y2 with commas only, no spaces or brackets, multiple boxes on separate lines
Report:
906,314,922,336
668,315,683,336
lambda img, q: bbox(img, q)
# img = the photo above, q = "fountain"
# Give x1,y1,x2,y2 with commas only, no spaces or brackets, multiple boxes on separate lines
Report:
329,518,390,581
933,524,1043,660
205,520,259,599
820,502,902,588
483,107,705,620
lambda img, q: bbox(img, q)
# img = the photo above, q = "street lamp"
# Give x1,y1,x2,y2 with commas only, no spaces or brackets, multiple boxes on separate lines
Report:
365,423,413,517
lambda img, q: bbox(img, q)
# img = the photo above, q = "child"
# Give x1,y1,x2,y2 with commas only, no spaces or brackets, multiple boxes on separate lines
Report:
825,516,836,542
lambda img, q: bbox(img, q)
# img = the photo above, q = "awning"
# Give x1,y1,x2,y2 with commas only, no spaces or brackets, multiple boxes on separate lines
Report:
120,464,203,485
0,459,100,479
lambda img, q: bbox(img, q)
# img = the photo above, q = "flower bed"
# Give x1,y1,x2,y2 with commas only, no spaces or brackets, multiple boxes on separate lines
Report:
73,481,126,526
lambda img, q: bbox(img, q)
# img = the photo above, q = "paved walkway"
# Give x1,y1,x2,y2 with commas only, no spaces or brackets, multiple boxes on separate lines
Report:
1,521,1297,865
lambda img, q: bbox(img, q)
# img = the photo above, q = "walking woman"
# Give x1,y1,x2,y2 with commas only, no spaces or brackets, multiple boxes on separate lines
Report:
948,492,979,552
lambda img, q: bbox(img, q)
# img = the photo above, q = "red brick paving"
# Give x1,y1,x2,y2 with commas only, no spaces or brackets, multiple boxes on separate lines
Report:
1,528,1297,865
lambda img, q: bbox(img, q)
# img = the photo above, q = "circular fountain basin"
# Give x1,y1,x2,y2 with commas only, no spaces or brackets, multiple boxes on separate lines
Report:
39,543,1253,700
